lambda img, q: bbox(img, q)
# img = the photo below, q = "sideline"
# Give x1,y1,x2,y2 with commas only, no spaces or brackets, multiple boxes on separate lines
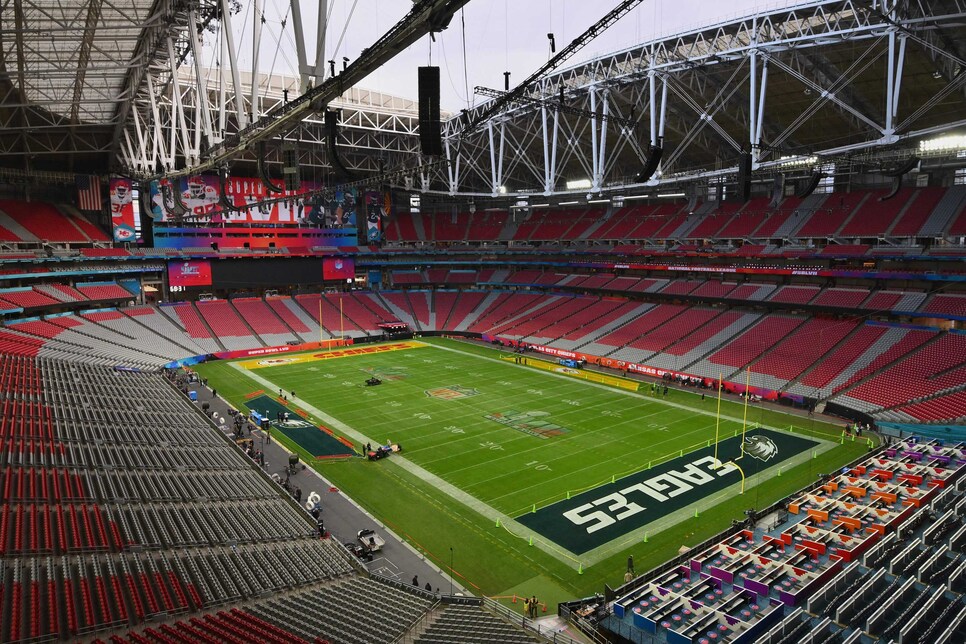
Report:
228,361,576,567
229,342,837,569
426,338,820,436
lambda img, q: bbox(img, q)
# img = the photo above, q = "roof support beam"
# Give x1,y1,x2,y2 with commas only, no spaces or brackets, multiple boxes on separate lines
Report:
220,0,248,129
187,8,214,148
11,0,27,103
71,0,103,123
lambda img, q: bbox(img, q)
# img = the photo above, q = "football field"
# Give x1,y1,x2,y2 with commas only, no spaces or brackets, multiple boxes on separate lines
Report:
197,337,865,601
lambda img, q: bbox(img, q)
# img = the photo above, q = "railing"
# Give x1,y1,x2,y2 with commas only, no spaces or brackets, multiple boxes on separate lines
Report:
392,599,441,644
483,597,595,644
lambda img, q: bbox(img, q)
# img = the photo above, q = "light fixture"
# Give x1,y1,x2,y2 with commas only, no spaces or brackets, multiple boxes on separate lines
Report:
566,178,592,190
558,200,580,206
498,185,508,194
919,134,966,153
778,155,818,168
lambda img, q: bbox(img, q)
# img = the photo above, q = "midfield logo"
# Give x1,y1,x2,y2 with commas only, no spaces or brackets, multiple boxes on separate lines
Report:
425,384,480,400
485,409,569,438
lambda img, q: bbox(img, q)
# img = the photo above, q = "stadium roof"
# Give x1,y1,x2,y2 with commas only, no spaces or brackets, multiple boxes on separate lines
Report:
2,0,966,195
0,0,213,172
438,0,966,195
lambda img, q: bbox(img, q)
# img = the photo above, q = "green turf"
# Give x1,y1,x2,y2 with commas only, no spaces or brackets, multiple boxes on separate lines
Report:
194,336,871,604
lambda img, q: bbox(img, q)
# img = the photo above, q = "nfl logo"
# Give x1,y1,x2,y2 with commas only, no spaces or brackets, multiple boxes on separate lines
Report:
425,385,480,400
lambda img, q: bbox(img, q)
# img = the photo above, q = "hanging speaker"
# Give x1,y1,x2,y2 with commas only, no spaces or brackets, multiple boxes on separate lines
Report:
635,145,663,183
218,167,237,212
282,143,300,191
325,110,356,181
418,66,442,156
769,174,785,208
882,155,920,178
257,142,285,193
736,152,752,202
795,172,824,199
880,176,902,201
139,182,155,247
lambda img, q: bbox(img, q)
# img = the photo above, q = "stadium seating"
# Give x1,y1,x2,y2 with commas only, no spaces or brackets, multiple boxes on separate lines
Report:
839,188,915,236
811,288,868,308
230,298,299,345
791,324,888,394
704,315,806,372
837,332,966,411
385,211,424,242
748,318,857,387
834,327,935,393
768,285,819,305
889,186,946,236
0,201,101,242
920,293,966,317
0,354,381,643
190,300,261,350
796,191,868,237
751,197,803,238
0,288,61,309
34,283,88,303
466,211,508,240
75,283,134,301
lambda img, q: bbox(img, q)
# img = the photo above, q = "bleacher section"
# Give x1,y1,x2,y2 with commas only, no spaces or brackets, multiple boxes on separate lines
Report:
75,282,134,301
196,299,261,350
0,200,109,243
0,272,962,421
231,297,299,346
0,330,550,643
604,438,966,644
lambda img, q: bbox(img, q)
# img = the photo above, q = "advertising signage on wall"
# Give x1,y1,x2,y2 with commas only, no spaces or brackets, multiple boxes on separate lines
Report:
148,176,359,228
167,260,213,287
322,257,355,281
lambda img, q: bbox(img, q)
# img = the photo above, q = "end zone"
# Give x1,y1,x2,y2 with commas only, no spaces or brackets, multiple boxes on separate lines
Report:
517,428,823,556
238,340,427,369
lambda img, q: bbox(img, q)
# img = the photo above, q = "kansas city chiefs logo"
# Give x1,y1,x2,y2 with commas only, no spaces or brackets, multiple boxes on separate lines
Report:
742,435,779,461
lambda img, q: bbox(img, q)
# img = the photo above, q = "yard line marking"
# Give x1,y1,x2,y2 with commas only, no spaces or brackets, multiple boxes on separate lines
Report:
228,360,583,568
425,340,792,433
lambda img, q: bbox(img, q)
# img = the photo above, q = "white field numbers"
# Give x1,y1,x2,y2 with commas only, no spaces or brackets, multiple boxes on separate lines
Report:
562,456,738,534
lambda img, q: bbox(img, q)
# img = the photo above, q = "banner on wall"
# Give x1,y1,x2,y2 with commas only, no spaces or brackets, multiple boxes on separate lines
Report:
109,178,136,242
364,190,384,242
148,176,358,226
168,259,213,287
322,257,355,281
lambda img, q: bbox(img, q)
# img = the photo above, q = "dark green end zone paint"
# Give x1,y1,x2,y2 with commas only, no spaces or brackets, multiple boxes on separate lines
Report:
517,428,819,554
248,395,355,458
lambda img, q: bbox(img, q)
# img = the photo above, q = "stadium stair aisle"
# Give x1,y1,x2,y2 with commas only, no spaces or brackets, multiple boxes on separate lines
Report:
230,298,298,346
377,292,420,330
268,297,319,342
160,303,224,353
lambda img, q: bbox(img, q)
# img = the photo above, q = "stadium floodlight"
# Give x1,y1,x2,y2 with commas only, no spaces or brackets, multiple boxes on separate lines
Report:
498,185,508,194
566,178,592,190
778,155,818,168
919,134,966,153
